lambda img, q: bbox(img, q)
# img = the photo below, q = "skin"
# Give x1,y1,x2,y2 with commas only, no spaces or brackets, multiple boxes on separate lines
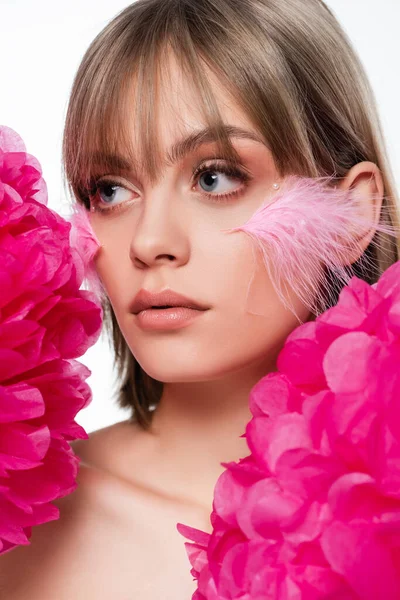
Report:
0,50,384,599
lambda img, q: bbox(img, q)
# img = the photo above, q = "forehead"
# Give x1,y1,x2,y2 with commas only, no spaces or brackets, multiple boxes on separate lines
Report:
126,47,261,155
79,45,270,191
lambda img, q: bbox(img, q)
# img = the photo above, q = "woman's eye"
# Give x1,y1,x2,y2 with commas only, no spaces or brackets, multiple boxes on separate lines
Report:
193,163,251,201
90,180,136,213
89,162,252,213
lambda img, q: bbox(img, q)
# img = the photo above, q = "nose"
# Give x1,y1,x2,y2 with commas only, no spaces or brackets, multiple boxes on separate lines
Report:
129,190,190,269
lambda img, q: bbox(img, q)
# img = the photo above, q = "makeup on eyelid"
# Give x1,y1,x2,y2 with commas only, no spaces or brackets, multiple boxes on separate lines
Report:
88,160,253,214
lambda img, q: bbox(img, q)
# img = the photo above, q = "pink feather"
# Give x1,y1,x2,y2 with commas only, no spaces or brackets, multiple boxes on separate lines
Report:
222,174,399,321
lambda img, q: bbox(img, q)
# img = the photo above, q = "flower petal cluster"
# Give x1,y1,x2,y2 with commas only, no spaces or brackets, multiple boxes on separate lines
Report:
178,259,400,599
0,126,103,555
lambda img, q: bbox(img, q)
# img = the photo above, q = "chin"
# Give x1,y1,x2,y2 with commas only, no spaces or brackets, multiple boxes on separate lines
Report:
134,354,230,383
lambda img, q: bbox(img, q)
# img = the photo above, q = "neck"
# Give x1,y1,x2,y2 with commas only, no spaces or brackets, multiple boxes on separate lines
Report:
145,351,277,513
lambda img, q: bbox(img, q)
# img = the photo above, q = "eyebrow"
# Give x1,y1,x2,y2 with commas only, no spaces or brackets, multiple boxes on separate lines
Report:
88,125,267,174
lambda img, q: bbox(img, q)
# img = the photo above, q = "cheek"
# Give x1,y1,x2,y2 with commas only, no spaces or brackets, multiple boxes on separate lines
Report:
207,227,309,322
213,239,308,353
92,240,130,315
193,231,311,365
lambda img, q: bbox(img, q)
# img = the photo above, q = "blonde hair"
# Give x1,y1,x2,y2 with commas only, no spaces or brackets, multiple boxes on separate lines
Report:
62,0,400,429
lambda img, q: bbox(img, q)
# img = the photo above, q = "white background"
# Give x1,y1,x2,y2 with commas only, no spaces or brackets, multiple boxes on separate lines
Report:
1,0,399,433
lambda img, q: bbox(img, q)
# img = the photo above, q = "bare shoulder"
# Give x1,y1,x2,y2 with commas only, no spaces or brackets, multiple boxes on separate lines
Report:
0,420,137,599
0,421,201,599
0,463,109,599
69,418,137,471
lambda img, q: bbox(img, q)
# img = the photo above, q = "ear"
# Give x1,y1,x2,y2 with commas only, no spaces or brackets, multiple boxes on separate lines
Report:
337,161,384,265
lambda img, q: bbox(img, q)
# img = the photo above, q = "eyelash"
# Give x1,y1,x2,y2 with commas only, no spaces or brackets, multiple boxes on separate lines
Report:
86,161,252,215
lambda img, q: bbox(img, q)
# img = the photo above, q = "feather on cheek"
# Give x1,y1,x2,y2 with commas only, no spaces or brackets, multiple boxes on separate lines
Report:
221,175,399,322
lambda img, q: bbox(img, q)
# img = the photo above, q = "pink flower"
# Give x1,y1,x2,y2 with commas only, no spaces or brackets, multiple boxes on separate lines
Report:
178,259,400,599
0,126,103,555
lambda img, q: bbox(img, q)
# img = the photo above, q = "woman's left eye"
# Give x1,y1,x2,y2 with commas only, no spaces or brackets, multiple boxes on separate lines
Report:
192,162,252,202
89,162,252,214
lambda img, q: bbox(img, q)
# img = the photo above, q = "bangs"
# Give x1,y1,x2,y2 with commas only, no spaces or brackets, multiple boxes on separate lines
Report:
63,32,244,209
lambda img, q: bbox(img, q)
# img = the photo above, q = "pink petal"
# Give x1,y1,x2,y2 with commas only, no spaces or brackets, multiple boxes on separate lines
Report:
321,521,400,600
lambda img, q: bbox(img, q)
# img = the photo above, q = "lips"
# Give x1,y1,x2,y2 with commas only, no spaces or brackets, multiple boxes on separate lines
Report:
130,288,209,315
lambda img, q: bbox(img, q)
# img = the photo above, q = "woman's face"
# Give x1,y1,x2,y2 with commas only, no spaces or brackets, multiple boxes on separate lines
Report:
89,52,311,382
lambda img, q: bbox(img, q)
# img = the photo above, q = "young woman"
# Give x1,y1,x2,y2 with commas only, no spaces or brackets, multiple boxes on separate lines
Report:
1,0,399,598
